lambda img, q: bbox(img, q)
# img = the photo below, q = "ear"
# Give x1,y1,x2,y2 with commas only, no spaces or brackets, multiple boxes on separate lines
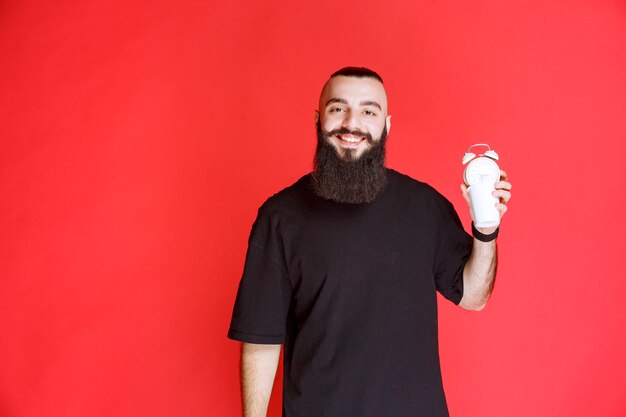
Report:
385,115,392,134
314,110,319,125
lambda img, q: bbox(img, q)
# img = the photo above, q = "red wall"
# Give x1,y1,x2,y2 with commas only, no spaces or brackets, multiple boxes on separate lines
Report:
1,1,625,416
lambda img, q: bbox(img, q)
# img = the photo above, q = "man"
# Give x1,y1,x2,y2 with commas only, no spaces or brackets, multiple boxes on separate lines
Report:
227,67,512,417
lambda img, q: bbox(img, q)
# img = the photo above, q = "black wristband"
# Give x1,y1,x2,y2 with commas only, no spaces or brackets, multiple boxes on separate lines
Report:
471,222,499,242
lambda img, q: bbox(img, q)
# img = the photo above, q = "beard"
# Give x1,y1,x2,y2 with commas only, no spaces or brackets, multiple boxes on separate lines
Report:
311,121,388,204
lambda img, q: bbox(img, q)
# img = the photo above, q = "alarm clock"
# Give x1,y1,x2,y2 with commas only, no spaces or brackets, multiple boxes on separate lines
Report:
462,144,501,228
463,144,500,186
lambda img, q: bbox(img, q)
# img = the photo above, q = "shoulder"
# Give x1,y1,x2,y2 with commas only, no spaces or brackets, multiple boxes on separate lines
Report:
385,168,461,223
247,174,312,245
388,169,467,241
257,173,313,217
387,168,449,204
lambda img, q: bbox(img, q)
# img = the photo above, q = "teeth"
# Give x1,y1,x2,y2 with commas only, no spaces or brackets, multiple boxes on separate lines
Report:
340,135,362,143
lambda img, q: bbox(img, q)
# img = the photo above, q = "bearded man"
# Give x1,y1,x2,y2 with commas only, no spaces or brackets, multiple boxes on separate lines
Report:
228,67,512,417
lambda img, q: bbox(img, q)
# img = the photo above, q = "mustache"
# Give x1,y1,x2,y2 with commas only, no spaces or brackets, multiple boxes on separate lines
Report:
321,127,374,144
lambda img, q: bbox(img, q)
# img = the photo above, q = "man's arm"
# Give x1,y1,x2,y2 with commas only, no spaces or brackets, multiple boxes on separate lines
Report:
459,238,497,310
458,170,511,311
240,342,281,417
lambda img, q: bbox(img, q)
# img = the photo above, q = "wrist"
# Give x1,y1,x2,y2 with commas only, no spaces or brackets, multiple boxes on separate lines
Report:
472,222,499,242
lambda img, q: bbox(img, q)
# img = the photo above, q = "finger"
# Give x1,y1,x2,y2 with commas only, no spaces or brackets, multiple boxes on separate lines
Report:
499,170,508,181
493,190,511,203
495,180,512,190
460,184,470,204
496,202,508,217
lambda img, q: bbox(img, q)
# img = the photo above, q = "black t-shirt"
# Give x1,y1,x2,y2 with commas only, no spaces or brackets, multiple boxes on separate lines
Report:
228,169,473,417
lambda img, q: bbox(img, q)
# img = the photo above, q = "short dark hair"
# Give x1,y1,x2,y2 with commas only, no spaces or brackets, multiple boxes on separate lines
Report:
330,67,383,84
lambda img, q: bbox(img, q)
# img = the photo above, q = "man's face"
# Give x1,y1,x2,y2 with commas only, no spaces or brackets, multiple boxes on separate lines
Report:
316,76,391,160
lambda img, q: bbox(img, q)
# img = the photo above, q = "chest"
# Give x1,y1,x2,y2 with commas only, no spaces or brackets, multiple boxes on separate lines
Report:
282,205,440,315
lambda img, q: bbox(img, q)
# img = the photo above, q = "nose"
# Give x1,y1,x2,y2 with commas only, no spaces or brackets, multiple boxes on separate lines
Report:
341,109,362,132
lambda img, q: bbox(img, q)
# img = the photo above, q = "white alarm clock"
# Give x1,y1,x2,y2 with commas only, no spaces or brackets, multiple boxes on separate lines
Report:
463,144,500,186
462,144,501,228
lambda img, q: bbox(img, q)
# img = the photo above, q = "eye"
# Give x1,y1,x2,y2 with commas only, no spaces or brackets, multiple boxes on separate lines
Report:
364,110,377,116
329,107,345,113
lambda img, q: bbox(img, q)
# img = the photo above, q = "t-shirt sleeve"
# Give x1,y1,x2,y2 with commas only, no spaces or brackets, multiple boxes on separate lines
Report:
227,204,292,344
433,196,473,305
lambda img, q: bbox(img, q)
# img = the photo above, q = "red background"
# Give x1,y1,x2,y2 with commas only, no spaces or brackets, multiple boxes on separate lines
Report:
2,1,625,416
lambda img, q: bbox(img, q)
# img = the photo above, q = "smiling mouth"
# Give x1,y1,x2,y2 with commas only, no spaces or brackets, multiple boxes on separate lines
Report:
336,134,365,145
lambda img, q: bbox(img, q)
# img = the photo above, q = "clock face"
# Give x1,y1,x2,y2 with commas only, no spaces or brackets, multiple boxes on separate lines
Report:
464,157,500,186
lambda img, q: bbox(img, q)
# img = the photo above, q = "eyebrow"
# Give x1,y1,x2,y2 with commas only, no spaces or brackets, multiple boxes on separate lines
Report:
360,100,382,110
325,98,382,110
